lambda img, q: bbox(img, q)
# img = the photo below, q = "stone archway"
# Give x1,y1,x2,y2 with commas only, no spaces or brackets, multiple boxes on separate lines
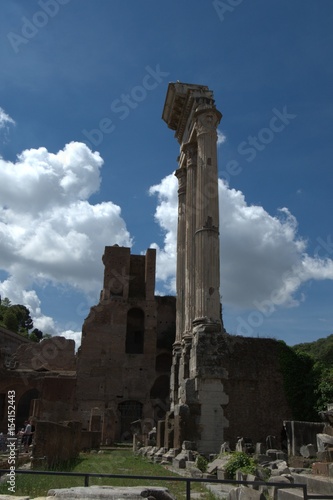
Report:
17,388,39,429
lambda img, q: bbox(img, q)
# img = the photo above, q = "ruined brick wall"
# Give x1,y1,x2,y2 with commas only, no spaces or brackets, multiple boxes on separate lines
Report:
32,420,81,469
75,247,175,443
0,370,76,432
0,327,32,367
221,334,293,447
12,336,76,371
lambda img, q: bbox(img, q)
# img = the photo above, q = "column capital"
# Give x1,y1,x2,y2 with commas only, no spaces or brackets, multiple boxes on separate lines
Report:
175,167,187,195
182,141,197,168
195,106,222,136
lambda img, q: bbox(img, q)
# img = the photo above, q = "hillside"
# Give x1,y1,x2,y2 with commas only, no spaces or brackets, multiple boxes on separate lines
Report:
293,333,333,368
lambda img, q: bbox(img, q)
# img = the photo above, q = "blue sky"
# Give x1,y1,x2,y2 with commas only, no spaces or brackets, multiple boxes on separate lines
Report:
0,0,332,347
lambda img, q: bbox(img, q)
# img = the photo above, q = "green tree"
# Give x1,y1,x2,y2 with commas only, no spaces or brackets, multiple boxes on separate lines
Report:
31,328,44,341
3,309,19,332
315,366,333,412
1,297,11,307
279,341,319,421
11,304,34,332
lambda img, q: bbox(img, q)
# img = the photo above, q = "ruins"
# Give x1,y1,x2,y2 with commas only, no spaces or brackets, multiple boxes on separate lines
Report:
1,81,305,458
162,82,228,454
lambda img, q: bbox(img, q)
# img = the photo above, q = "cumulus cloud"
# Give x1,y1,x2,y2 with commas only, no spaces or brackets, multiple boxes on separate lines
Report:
149,173,333,311
0,141,132,341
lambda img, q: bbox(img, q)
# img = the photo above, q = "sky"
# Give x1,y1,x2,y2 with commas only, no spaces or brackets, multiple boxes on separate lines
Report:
0,0,332,348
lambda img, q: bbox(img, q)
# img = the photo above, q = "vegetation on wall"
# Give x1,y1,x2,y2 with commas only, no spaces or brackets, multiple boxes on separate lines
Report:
278,341,318,420
293,334,333,413
278,335,333,420
0,297,47,342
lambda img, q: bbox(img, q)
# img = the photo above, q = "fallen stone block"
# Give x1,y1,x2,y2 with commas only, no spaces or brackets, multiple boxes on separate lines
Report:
207,457,229,474
227,485,266,499
300,444,316,458
312,462,330,476
0,496,30,500
189,466,203,478
47,485,176,499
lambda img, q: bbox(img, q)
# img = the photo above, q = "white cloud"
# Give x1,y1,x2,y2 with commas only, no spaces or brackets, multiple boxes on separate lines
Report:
217,129,226,146
149,174,333,311
149,175,178,292
0,106,15,129
0,141,132,341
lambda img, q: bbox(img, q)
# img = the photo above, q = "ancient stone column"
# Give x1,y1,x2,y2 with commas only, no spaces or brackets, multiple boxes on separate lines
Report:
193,103,222,327
175,166,187,343
162,83,228,455
182,142,197,334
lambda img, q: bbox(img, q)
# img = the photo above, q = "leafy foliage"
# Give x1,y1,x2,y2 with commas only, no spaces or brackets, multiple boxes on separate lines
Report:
293,334,333,368
278,341,319,421
224,452,257,479
195,454,208,472
0,296,46,342
314,366,333,412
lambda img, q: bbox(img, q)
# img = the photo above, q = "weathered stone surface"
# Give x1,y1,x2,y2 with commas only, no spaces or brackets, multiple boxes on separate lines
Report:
246,473,261,489
300,444,316,458
227,486,266,499
317,433,333,452
312,462,330,476
0,496,30,500
255,443,265,455
173,451,188,469
267,476,291,484
13,336,76,371
189,466,203,478
207,457,230,475
47,486,175,499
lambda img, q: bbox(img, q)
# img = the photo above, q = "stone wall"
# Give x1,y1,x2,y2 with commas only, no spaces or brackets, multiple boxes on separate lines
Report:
75,247,176,443
12,336,76,371
80,430,101,451
0,369,76,432
222,334,293,447
0,326,31,368
32,420,82,469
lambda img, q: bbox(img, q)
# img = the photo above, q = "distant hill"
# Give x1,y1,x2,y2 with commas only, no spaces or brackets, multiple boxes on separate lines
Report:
293,333,333,367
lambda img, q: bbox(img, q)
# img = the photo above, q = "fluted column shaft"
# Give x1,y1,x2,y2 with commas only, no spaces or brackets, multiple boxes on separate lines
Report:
175,167,187,342
182,142,197,333
194,106,222,325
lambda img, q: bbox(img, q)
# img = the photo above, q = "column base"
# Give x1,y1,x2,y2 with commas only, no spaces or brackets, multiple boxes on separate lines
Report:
192,316,222,332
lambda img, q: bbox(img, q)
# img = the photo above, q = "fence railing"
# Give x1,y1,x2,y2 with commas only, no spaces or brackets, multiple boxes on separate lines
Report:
1,468,333,500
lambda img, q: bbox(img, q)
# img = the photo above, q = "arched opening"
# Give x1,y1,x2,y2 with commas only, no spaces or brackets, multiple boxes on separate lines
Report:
118,400,143,441
125,308,144,354
17,389,39,430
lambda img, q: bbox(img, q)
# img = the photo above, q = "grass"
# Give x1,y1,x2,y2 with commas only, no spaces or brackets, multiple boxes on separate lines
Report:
0,448,217,499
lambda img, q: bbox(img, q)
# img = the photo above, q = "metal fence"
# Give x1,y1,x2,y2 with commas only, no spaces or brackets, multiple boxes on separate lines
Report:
1,468,333,500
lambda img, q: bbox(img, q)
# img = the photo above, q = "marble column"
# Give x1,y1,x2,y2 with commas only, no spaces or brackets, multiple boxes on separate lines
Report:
175,166,187,343
193,104,222,326
182,142,197,334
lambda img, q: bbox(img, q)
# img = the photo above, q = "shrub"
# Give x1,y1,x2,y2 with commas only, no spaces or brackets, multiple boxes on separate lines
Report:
224,452,256,479
195,454,208,473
